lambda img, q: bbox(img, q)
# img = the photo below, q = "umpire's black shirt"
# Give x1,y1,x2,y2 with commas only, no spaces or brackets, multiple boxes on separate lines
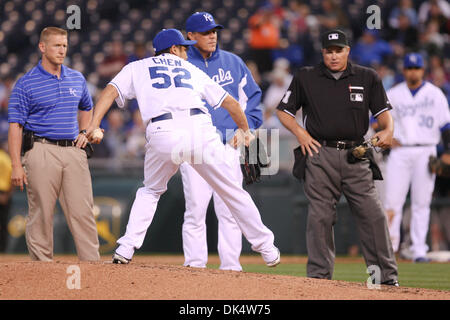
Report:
276,61,391,141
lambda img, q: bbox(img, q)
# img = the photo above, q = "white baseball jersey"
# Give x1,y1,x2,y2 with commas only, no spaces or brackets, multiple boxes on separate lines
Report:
109,53,228,129
387,81,450,145
110,53,279,265
385,80,449,259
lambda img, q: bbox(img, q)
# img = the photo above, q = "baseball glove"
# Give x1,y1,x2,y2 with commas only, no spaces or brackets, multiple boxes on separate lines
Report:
428,155,450,177
240,137,270,185
347,137,383,180
347,137,379,163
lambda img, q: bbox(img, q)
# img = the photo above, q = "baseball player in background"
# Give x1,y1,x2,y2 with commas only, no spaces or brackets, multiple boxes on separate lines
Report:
86,29,280,267
180,12,263,271
384,53,450,262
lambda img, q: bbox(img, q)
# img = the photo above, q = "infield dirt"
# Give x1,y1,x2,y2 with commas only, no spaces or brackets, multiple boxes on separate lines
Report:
0,254,449,300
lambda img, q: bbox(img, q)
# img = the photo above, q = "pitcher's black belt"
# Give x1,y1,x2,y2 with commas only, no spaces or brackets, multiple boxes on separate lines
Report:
151,108,205,123
322,139,363,150
401,144,434,147
34,136,75,147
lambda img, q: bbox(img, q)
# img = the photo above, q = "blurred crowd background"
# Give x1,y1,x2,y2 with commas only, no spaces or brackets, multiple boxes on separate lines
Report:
0,0,449,256
0,0,449,166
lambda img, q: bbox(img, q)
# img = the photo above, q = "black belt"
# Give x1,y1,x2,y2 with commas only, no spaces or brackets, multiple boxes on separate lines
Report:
151,108,205,123
322,139,363,150
34,136,75,147
401,144,434,147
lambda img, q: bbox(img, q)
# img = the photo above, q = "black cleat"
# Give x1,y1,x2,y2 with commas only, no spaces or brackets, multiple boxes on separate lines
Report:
112,252,131,264
381,279,400,287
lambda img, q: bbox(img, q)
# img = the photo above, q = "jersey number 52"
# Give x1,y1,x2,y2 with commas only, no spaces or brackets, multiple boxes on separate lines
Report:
149,66,193,89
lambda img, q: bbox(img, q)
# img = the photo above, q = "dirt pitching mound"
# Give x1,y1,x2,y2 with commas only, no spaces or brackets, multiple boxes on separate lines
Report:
0,255,449,300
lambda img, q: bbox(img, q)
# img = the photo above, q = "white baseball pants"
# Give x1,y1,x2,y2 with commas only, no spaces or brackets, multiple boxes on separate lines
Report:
180,144,243,271
384,146,436,259
115,113,278,264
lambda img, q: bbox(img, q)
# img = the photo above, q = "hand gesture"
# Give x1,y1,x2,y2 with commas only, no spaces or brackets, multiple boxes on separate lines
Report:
11,165,27,191
231,129,255,148
372,129,393,149
86,125,105,144
75,131,89,148
296,128,321,156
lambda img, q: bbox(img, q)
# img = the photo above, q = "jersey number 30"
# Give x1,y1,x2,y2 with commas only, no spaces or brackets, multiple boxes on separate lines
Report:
149,66,193,89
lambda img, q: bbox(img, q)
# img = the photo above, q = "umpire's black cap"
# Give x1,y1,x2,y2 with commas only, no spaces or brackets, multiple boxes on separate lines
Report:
321,29,349,48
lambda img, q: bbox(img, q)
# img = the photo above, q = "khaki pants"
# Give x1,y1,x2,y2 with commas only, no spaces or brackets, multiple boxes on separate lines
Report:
23,141,100,261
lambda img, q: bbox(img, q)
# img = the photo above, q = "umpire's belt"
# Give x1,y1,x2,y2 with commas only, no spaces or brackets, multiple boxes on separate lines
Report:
322,139,363,150
34,136,75,147
151,108,205,123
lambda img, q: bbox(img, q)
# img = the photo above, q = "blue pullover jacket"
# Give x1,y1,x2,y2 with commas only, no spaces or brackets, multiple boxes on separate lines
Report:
187,45,263,144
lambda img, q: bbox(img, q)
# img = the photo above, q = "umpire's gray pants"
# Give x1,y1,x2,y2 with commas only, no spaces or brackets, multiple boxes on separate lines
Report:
304,146,398,283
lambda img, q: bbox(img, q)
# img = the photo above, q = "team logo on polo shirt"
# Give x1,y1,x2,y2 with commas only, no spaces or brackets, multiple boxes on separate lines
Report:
328,33,339,40
69,88,77,96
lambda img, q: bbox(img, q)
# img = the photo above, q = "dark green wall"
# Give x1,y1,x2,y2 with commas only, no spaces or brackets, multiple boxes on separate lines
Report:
5,170,443,257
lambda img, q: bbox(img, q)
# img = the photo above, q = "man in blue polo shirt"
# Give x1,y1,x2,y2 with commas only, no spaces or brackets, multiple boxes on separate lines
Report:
8,27,100,261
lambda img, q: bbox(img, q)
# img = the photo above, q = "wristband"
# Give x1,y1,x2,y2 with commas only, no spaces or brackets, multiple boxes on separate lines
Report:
79,129,87,135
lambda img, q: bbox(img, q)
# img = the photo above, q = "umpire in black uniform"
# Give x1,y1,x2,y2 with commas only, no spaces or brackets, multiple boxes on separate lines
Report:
276,30,398,285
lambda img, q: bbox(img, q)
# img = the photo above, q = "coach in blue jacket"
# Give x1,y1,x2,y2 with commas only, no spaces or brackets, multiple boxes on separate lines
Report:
180,12,263,271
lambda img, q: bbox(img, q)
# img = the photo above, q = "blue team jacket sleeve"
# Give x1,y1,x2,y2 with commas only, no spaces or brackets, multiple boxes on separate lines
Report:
240,62,263,130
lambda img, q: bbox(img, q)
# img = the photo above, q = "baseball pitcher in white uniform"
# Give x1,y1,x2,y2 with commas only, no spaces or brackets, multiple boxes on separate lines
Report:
384,53,450,262
181,12,264,272
85,29,281,267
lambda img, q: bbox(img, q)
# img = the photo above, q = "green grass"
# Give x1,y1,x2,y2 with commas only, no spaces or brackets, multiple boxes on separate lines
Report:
209,256,450,291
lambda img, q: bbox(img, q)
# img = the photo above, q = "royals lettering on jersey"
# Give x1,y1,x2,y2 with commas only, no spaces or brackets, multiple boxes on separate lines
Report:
212,68,234,86
393,96,435,118
387,81,450,145
187,45,263,143
109,53,228,129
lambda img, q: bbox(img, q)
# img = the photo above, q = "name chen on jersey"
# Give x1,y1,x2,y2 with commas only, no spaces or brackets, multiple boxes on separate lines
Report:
151,57,182,67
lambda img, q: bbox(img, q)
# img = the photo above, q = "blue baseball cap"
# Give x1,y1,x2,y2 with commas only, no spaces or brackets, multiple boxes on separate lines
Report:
152,29,197,53
404,53,424,68
185,12,224,33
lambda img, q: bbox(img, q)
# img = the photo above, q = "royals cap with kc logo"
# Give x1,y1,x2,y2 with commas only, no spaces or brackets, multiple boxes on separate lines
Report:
185,12,224,33
153,28,197,53
403,53,424,69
